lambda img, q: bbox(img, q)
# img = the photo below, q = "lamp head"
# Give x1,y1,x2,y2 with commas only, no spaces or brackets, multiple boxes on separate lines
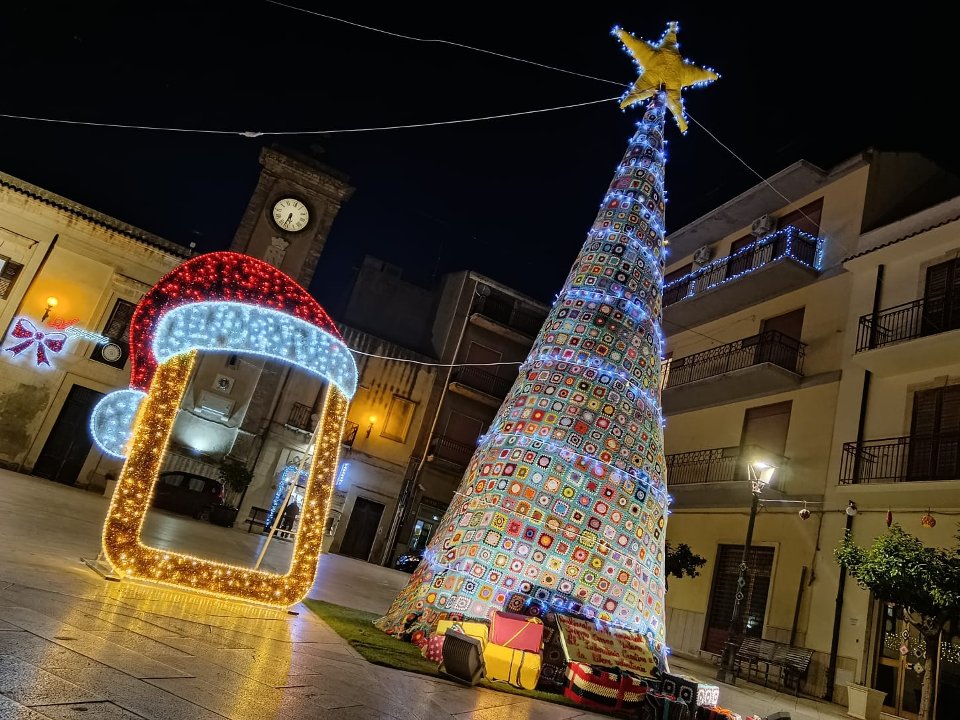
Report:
846,500,858,517
41,296,59,322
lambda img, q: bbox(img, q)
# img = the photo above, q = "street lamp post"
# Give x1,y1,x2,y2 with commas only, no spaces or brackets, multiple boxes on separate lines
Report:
717,460,777,684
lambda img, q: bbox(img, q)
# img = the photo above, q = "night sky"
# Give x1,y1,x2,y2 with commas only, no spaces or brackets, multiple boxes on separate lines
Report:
2,3,955,315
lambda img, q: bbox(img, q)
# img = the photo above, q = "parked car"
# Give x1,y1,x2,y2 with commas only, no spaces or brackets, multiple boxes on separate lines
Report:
153,471,225,520
394,550,424,573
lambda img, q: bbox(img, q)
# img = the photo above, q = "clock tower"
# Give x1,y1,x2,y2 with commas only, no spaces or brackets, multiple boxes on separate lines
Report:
230,146,354,286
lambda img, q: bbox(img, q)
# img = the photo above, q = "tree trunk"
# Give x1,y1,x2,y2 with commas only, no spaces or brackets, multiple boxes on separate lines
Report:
919,632,939,720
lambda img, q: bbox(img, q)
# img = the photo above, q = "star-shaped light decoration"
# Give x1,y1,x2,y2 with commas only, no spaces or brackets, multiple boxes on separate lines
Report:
614,21,718,133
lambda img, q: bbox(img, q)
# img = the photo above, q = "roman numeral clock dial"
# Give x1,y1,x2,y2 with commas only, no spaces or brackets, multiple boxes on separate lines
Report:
271,197,310,232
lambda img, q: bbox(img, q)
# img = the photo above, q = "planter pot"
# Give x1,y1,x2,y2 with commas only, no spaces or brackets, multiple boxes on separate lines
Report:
210,505,239,528
845,683,886,720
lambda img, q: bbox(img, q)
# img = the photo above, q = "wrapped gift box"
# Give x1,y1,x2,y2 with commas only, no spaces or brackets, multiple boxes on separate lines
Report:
662,673,719,711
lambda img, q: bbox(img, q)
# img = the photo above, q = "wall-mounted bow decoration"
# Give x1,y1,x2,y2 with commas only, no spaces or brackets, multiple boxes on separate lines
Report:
4,317,67,367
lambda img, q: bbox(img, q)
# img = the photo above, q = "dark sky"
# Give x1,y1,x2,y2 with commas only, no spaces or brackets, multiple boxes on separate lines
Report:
2,3,956,314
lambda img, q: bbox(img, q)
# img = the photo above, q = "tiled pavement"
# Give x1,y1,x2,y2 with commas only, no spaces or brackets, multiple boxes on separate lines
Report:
0,469,850,719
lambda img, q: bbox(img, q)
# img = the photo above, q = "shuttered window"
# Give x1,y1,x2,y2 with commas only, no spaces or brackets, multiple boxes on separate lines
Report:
703,545,775,655
777,198,824,237
0,256,24,300
921,258,960,335
908,385,960,480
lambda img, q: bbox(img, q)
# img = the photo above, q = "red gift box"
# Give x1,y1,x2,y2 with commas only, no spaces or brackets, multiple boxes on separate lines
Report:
489,610,544,652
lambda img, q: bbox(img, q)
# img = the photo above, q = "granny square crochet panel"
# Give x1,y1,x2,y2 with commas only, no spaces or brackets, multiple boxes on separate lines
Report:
378,97,671,667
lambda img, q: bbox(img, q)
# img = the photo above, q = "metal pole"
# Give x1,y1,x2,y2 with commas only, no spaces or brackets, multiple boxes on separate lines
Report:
253,442,311,570
825,507,855,699
718,481,760,684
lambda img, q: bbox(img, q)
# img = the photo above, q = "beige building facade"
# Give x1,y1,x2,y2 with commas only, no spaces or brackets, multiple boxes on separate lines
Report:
0,171,189,486
658,150,960,717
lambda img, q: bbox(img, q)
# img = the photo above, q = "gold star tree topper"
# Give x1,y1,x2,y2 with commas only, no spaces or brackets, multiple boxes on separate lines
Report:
615,21,718,133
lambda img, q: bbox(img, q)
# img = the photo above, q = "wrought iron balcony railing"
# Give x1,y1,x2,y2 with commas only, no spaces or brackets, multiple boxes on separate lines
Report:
856,294,960,352
428,434,476,467
288,402,358,447
342,421,358,448
287,402,313,431
665,446,744,486
840,433,960,484
663,227,821,307
662,330,805,389
472,292,545,337
451,366,514,399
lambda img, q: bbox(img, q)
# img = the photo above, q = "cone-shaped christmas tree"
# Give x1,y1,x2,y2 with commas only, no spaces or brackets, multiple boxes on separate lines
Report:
377,23,716,669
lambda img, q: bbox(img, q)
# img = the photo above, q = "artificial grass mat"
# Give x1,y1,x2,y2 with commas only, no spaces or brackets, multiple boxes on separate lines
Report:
303,599,586,710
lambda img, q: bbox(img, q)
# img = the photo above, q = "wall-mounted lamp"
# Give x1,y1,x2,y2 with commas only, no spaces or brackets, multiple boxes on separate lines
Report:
41,296,58,322
365,415,377,438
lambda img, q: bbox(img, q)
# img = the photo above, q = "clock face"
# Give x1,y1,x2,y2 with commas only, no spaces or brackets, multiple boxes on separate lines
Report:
272,198,310,232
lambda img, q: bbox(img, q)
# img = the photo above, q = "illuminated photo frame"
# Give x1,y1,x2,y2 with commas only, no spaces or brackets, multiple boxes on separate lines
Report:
102,351,350,606
92,252,357,607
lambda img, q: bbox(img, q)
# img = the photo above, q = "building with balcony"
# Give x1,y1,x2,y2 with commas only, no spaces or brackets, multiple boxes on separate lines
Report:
657,149,960,712
818,195,960,719
339,256,549,566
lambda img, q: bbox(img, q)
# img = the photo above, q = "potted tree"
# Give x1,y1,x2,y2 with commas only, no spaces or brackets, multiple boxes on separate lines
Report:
212,458,253,528
835,525,960,720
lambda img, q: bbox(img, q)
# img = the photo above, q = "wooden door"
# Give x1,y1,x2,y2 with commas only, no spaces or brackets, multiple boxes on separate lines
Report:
922,259,960,336
759,308,805,369
739,401,792,479
339,497,385,561
32,385,104,485
703,545,775,655
908,385,960,480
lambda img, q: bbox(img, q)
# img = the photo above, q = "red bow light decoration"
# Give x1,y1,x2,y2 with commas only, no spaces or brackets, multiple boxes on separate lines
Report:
4,318,67,367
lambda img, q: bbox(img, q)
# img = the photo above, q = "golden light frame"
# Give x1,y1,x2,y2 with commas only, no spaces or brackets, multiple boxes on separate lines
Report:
101,350,350,606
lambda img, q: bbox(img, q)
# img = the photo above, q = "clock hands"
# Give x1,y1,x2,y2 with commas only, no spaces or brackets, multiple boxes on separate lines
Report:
284,212,293,228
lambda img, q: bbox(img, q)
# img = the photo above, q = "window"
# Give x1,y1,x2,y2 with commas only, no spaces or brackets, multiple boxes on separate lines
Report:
777,198,823,237
381,395,417,442
187,476,206,492
908,385,960,480
0,256,24,300
921,258,960,335
725,234,755,279
91,298,136,368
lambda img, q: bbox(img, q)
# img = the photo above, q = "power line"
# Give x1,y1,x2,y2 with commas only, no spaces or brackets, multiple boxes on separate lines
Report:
264,1,628,89
0,97,618,137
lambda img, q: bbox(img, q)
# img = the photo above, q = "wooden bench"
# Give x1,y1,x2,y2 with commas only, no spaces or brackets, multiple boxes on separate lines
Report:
734,637,813,695
245,506,270,533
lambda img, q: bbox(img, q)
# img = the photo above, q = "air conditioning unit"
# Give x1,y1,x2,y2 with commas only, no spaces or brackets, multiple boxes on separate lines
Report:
692,244,713,266
750,214,775,236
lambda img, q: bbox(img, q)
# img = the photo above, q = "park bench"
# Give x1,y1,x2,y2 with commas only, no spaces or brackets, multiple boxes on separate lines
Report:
245,506,270,533
734,637,813,696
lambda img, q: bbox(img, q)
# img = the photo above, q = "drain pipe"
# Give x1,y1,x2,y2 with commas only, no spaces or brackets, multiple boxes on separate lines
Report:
825,264,883,699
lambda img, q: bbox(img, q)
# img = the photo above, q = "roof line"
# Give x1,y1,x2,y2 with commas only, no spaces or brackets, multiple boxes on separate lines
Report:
843,210,960,263
0,171,192,259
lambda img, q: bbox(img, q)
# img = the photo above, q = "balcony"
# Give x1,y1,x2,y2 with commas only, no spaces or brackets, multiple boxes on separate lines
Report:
449,366,514,408
853,294,960,376
663,227,822,328
471,292,546,342
662,330,805,414
666,444,789,506
286,402,359,448
286,402,313,432
427,434,476,468
840,434,960,484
